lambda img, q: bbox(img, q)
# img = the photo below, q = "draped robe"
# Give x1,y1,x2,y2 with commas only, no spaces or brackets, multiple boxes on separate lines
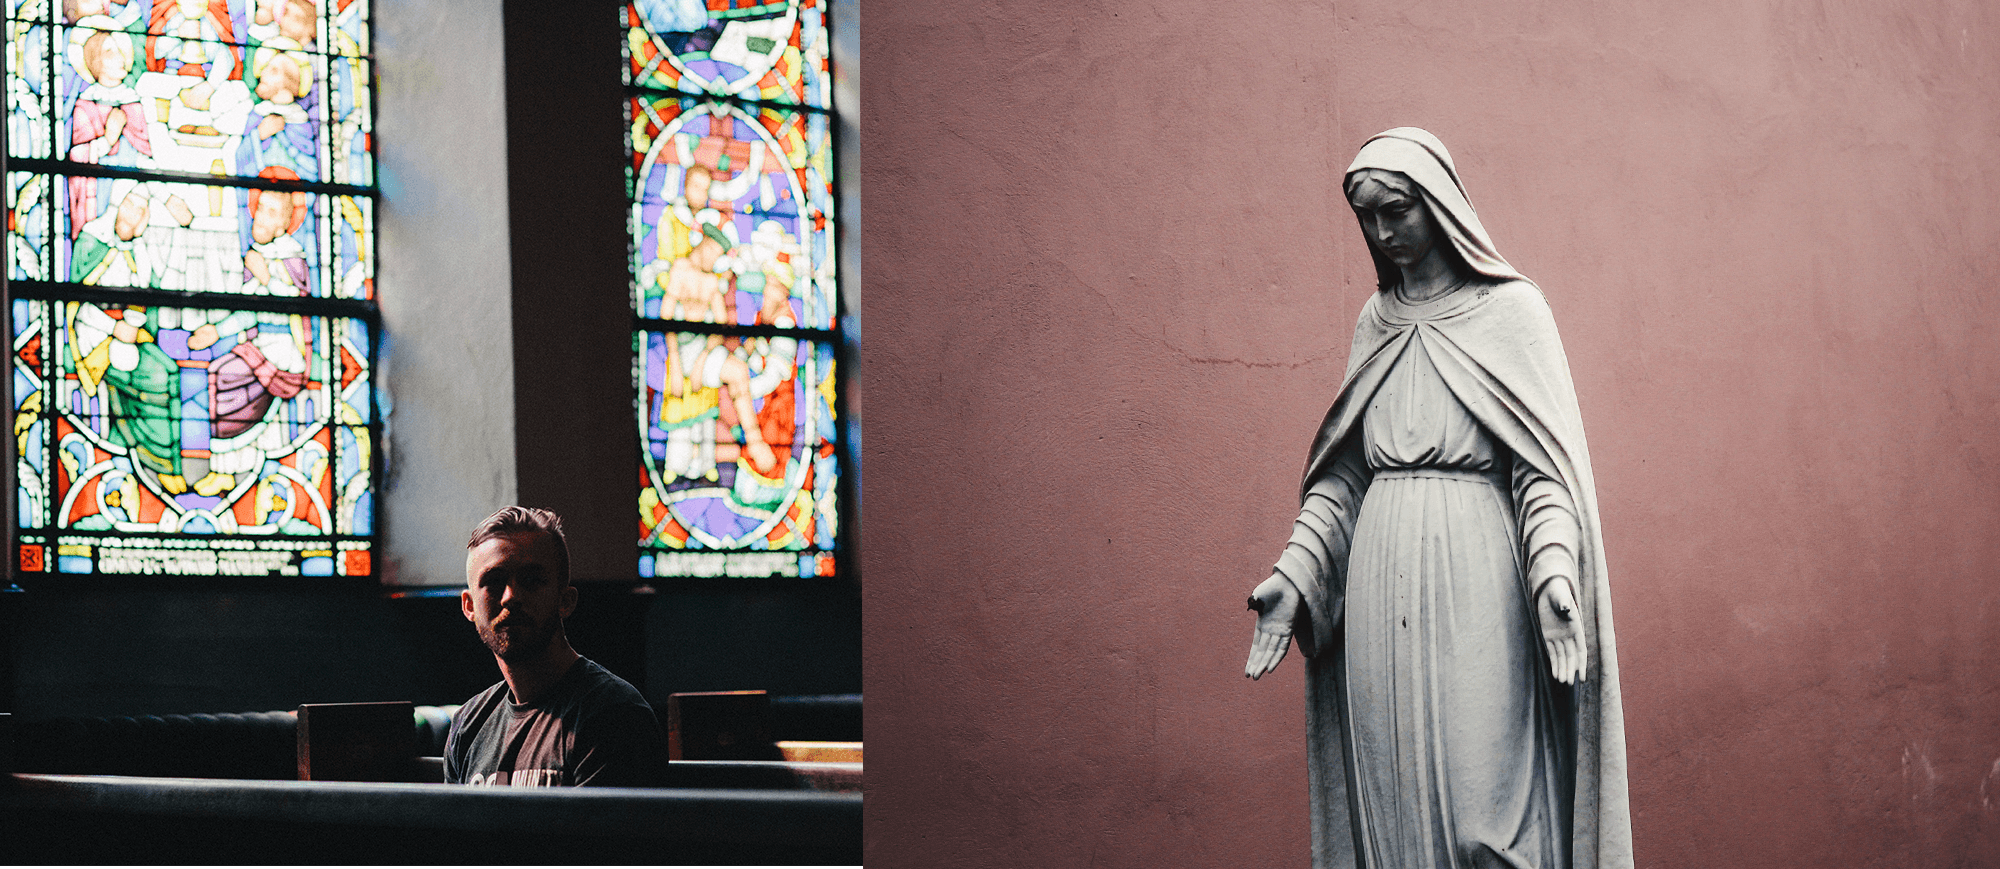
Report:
1275,279,1632,869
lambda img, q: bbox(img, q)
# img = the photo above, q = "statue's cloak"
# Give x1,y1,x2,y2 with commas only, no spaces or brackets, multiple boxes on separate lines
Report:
1294,129,1633,869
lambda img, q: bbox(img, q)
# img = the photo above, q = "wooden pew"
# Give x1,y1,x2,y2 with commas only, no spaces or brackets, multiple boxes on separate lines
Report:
297,701,418,782
668,690,780,761
0,773,862,864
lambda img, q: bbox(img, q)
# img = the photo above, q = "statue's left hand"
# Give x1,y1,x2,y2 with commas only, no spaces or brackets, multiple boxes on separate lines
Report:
1536,578,1588,685
1244,574,1299,680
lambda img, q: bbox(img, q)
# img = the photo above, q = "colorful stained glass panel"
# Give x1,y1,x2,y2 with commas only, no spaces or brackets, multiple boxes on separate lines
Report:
8,0,48,22
50,175,334,295
637,329,837,576
30,0,326,46
14,299,50,531
623,0,829,108
7,22,53,158
8,171,54,280
18,300,372,573
10,0,374,580
325,191,370,298
31,535,374,576
328,0,366,56
629,97,834,330
52,23,332,181
325,52,368,184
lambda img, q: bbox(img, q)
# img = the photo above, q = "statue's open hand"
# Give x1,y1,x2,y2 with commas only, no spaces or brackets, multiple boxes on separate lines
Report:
1536,578,1587,685
1244,574,1300,680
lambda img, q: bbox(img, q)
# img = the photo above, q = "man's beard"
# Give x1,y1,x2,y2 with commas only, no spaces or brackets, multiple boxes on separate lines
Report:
477,613,558,662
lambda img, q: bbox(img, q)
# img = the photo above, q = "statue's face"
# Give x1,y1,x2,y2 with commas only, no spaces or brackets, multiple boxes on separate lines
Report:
1347,176,1437,269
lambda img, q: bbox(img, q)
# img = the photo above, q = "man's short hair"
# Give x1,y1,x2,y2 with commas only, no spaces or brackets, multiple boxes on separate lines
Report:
467,506,571,584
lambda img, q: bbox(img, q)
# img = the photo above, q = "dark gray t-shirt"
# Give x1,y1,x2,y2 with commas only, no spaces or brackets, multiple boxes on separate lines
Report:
444,657,669,787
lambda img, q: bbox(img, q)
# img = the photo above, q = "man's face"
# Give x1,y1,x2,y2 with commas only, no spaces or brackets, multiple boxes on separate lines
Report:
462,531,575,664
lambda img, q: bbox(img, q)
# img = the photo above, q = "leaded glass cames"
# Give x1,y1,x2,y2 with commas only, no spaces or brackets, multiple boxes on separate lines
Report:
6,0,375,578
625,0,840,579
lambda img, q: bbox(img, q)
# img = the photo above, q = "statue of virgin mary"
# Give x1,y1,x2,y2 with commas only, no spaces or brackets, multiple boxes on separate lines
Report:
1244,129,1634,869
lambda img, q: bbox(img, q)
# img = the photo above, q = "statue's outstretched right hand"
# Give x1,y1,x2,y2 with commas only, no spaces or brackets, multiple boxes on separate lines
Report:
1536,577,1588,685
1244,574,1301,680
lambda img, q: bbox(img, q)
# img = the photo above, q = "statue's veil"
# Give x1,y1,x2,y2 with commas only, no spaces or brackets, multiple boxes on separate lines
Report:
1343,128,1531,291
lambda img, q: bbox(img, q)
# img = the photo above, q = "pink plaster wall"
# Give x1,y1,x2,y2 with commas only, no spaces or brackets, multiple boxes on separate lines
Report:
861,1,2000,865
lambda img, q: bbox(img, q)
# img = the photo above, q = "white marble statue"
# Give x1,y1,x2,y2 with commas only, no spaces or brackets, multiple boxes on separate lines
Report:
1244,129,1633,869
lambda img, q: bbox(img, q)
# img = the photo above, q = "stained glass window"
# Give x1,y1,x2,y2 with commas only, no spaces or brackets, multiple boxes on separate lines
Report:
624,0,841,579
7,0,375,578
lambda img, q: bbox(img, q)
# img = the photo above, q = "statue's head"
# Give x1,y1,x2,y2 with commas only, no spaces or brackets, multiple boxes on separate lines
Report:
1343,129,1528,292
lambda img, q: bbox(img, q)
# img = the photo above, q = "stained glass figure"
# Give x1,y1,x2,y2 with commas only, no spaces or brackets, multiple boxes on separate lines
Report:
637,330,836,578
10,299,371,575
30,0,325,42
8,0,375,578
627,0,841,579
45,173,351,297
632,98,836,332
3,2,368,182
51,23,331,180
623,0,829,109
629,98,834,330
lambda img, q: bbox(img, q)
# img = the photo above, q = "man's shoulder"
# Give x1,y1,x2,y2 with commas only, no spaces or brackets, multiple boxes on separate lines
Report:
562,659,670,786
567,658,655,712
449,680,511,733
465,678,512,709
443,679,512,782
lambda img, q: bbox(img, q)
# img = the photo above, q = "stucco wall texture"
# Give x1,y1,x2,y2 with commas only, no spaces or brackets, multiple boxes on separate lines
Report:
375,0,517,585
861,1,2000,866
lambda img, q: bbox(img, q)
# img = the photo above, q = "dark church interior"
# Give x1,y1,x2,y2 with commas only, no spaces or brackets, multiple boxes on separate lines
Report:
0,0,862,863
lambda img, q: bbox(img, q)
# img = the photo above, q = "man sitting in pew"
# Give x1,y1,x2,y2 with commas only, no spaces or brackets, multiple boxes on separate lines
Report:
445,507,671,787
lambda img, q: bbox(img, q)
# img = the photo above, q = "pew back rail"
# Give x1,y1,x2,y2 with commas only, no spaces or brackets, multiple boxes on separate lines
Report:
1,772,862,864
